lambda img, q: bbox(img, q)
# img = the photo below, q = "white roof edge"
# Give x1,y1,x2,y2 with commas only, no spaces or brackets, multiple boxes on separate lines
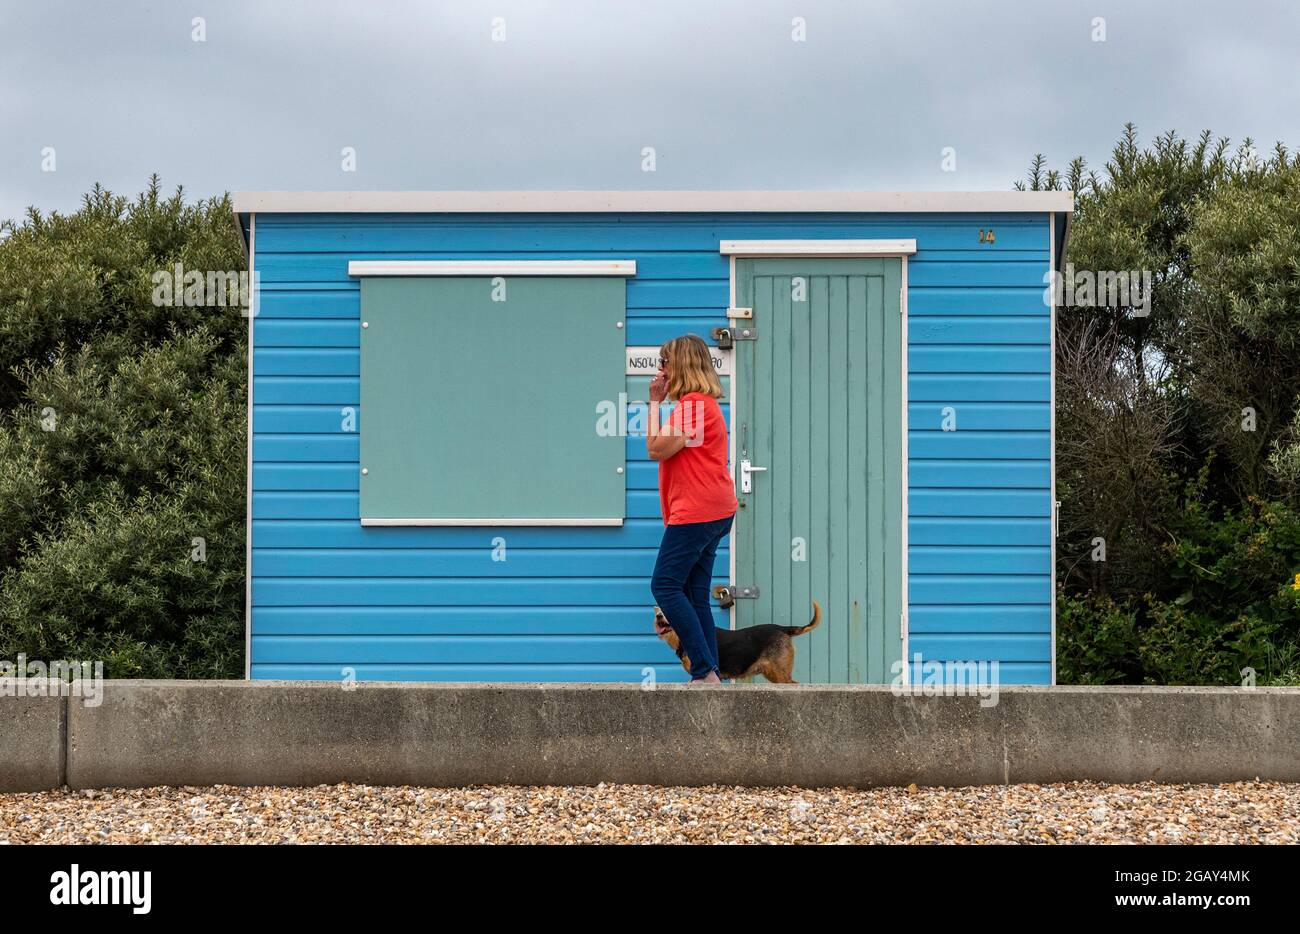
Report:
231,190,1074,215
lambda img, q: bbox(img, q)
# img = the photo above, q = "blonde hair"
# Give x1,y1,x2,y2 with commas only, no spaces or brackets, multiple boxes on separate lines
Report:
660,334,724,400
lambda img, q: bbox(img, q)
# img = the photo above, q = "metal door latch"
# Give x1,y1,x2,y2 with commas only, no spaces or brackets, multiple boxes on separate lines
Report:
712,326,757,349
740,458,767,493
713,585,759,608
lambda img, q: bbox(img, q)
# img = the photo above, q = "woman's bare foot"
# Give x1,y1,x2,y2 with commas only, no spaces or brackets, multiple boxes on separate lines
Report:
687,671,722,686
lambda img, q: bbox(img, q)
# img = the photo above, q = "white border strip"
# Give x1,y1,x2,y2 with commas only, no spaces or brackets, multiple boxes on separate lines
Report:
1049,212,1058,686
727,255,739,636
235,190,1074,215
899,255,910,686
348,260,636,277
244,213,256,680
720,239,916,256
361,518,624,527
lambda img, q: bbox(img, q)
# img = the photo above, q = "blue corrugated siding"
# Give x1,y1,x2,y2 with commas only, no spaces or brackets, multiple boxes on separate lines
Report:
250,212,1053,684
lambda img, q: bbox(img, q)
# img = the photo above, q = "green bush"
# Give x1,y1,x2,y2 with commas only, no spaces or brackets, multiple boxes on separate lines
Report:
1056,591,1140,684
1027,127,1300,684
1137,601,1276,685
0,179,246,677
1057,492,1300,685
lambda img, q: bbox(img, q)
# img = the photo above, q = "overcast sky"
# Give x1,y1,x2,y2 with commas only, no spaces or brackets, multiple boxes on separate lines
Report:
2,0,1298,221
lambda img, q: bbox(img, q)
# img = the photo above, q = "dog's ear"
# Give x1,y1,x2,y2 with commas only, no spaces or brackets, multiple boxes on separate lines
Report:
652,607,671,637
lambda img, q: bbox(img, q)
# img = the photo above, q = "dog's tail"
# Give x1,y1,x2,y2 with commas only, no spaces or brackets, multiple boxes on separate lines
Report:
783,600,821,636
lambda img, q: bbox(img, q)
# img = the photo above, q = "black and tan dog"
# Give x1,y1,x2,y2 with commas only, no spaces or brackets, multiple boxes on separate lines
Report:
652,600,821,683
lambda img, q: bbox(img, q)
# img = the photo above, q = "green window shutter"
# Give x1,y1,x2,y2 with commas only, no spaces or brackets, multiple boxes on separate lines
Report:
358,276,627,524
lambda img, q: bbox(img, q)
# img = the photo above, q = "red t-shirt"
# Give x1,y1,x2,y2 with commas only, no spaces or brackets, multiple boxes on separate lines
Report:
658,392,738,525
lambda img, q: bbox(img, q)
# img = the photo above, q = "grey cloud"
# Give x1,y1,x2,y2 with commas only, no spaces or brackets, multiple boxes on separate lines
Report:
1,0,1297,220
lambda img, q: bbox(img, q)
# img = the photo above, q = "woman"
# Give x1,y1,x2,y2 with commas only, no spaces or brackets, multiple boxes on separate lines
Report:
647,334,738,686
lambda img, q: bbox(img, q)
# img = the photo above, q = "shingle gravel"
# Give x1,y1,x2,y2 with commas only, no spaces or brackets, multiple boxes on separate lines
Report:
1,781,1296,844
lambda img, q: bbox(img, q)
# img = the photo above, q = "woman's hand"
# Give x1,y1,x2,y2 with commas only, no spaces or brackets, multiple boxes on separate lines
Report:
646,365,685,460
648,370,668,403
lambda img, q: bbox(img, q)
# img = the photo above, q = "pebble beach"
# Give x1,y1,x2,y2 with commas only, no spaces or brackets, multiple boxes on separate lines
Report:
2,780,1297,844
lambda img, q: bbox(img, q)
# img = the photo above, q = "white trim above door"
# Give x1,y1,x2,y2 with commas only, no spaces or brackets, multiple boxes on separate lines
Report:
720,239,916,256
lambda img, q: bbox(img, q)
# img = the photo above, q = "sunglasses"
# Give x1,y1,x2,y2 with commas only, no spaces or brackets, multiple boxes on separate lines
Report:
658,356,669,368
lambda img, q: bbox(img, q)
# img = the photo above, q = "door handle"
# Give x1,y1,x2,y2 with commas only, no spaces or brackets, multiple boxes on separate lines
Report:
740,459,767,494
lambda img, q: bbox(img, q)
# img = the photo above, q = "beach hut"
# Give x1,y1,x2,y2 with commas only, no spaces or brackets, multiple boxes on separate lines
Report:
234,191,1072,684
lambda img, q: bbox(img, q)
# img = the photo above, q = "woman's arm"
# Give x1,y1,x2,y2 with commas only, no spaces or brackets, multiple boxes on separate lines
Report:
646,373,688,462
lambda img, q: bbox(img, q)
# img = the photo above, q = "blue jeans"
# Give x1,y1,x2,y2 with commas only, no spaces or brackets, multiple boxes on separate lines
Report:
650,513,734,679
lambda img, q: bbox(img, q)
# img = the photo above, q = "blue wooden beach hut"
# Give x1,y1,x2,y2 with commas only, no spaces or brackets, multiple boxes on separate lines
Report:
234,191,1073,685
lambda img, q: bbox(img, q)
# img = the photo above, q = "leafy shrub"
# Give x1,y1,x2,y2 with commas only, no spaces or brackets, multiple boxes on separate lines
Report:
1057,494,1300,685
1056,591,1140,684
0,179,246,677
1027,127,1300,684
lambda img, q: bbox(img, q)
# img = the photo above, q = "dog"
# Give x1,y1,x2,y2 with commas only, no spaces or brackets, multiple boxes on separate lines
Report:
652,600,821,683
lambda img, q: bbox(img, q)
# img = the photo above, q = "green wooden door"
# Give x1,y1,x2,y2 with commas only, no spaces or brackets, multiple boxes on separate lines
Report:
733,258,903,683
